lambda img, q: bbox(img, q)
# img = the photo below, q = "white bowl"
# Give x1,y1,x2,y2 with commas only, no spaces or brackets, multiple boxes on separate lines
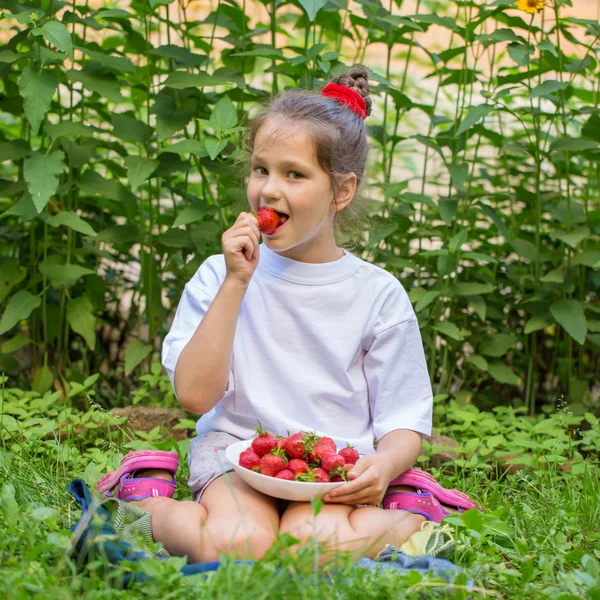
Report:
225,439,345,502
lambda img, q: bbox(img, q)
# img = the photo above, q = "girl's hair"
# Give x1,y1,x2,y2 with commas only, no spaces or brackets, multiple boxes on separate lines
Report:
241,65,375,249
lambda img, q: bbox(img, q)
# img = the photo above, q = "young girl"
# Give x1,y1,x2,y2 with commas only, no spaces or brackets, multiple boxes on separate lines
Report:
97,66,477,564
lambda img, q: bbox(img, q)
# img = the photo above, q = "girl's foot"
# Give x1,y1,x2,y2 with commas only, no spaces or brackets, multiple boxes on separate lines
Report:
382,468,479,524
96,450,179,501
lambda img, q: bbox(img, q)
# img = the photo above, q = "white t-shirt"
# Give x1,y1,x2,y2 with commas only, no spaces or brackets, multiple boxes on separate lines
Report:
162,243,433,456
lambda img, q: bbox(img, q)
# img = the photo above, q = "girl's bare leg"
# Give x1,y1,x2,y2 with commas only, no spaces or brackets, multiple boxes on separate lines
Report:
279,502,425,561
135,472,280,563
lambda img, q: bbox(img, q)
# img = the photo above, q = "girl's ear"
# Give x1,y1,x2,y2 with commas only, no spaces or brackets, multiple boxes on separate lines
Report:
331,173,357,212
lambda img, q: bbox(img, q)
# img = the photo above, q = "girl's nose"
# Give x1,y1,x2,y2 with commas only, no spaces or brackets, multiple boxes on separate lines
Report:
260,175,283,200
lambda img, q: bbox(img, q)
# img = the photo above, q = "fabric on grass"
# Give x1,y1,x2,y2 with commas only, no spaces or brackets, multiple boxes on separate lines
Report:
68,479,461,585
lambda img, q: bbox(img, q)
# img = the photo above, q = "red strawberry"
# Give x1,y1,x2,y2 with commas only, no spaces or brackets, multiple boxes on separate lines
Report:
321,453,345,474
313,440,337,463
330,465,350,482
339,445,359,465
259,452,287,477
331,475,345,482
275,469,295,481
256,207,281,234
288,458,308,477
312,467,330,483
252,421,277,457
283,433,306,459
238,448,260,471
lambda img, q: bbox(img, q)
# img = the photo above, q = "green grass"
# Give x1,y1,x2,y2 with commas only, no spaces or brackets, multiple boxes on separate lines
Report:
1,387,599,599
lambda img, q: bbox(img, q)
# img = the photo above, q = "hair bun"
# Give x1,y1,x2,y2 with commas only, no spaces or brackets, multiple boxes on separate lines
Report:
330,65,372,117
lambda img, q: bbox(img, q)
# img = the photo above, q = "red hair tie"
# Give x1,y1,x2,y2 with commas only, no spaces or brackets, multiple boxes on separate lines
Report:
320,83,367,120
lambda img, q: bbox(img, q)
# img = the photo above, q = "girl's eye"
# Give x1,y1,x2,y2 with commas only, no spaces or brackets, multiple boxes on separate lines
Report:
254,167,267,175
289,171,303,180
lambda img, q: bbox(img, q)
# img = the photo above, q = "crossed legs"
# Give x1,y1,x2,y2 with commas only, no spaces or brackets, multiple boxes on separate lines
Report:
135,472,424,563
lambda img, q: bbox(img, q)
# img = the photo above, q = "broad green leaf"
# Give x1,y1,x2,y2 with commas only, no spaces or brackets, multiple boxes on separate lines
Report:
488,363,520,386
571,250,600,267
157,229,191,248
39,263,96,288
537,40,558,57
431,321,463,341
297,0,328,21
111,113,152,145
456,104,494,136
401,193,436,207
550,226,591,248
204,137,228,161
539,268,564,283
465,354,488,371
448,163,469,191
1,332,31,354
0,290,41,335
479,333,514,357
507,42,533,66
76,46,136,73
45,120,95,141
150,0,175,8
94,225,139,243
32,364,53,395
67,65,123,103
511,238,537,262
530,79,568,98
162,139,208,157
0,193,38,221
44,211,97,236
524,314,554,334
67,296,96,350
163,71,230,89
550,300,587,345
23,151,65,213
415,290,440,312
95,9,133,18
469,296,487,321
448,229,468,252
124,157,160,190
438,199,457,224
32,21,73,60
550,138,600,152
152,96,197,142
407,13,459,32
452,283,496,296
172,206,208,228
78,171,133,202
0,260,27,303
18,65,58,135
461,252,499,264
125,341,153,375
231,46,284,58
15,9,45,25
0,141,29,162
150,45,207,68
210,96,238,132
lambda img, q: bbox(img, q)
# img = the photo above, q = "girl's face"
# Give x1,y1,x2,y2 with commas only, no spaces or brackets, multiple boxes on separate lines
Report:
247,118,353,263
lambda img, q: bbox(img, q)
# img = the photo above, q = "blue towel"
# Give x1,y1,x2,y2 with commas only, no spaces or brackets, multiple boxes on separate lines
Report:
68,479,461,585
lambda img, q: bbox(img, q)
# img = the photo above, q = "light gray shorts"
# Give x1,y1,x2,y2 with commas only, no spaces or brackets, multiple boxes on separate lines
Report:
188,430,242,502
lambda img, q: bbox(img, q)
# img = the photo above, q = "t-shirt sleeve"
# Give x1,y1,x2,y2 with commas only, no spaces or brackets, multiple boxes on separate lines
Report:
161,255,231,395
364,286,433,441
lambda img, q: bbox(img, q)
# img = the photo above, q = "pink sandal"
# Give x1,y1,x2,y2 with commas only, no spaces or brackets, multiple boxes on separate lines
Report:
96,450,179,502
383,468,480,523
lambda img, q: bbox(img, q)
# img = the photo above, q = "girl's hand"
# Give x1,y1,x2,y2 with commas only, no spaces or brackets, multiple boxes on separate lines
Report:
222,212,260,288
322,454,393,506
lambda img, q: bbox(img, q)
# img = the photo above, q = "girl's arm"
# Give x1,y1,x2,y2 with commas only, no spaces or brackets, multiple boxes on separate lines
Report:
373,428,422,479
174,212,260,413
174,276,247,414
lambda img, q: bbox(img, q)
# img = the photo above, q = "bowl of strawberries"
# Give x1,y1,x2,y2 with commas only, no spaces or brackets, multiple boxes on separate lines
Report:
225,425,360,502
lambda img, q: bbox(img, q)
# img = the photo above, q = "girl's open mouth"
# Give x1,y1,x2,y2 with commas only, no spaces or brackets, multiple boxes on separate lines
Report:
265,212,288,236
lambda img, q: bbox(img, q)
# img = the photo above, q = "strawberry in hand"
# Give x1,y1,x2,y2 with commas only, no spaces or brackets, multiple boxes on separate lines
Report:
254,207,281,234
